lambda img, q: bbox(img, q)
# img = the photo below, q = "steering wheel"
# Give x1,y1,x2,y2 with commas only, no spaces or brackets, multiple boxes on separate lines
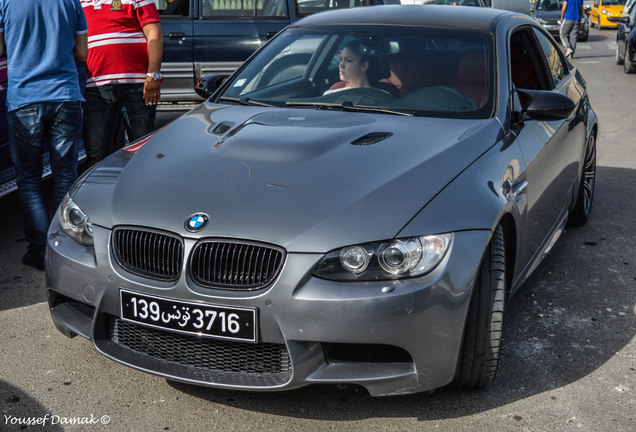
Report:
322,87,396,105
402,85,477,112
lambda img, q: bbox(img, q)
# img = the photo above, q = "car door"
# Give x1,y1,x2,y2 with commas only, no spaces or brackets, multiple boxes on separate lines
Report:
509,26,585,272
591,0,600,25
156,0,195,103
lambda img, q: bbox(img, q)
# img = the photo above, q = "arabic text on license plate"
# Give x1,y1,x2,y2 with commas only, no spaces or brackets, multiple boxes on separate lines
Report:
120,290,257,342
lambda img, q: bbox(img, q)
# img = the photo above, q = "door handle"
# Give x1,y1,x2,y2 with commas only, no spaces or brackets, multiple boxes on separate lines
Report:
169,32,186,39
511,180,528,199
266,31,277,39
503,179,527,201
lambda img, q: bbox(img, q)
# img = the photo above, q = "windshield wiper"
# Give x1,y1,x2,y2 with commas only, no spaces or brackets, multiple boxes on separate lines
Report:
286,100,414,117
218,96,277,107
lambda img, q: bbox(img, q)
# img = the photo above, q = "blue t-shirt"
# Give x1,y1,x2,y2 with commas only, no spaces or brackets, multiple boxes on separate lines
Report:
0,0,87,111
564,0,584,21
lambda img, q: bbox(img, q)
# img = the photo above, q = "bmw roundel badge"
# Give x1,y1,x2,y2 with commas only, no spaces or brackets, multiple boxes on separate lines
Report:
185,213,209,232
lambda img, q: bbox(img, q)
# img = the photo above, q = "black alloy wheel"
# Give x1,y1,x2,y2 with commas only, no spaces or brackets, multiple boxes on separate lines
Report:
454,224,506,389
569,132,596,226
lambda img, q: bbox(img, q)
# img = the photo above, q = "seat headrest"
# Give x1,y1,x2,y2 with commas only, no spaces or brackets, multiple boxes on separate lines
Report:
457,50,487,85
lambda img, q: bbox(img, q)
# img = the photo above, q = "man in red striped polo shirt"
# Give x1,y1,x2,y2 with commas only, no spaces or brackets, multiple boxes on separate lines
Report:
82,0,163,166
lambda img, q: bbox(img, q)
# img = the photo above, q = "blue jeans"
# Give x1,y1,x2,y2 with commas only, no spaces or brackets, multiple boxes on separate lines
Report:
84,84,156,167
8,101,82,257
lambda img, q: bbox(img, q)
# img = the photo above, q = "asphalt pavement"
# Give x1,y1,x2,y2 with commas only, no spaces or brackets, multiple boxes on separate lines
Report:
0,27,634,432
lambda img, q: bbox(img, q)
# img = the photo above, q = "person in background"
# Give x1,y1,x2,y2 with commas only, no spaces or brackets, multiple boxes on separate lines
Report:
0,0,87,271
560,0,585,58
82,0,163,167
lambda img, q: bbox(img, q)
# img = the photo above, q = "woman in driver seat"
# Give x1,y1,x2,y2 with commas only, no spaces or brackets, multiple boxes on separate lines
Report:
324,41,373,94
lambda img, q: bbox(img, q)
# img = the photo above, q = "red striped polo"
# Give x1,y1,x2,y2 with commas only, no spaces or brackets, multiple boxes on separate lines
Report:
81,0,160,88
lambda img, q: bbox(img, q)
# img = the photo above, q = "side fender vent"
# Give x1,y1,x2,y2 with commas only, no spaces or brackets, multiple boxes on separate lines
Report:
351,132,393,146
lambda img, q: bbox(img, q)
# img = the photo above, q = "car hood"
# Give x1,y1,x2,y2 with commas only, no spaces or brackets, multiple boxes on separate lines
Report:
75,102,503,253
598,4,624,12
534,10,561,22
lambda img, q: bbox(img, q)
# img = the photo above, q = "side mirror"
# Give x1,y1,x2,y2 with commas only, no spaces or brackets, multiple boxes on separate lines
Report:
194,73,230,99
516,89,576,120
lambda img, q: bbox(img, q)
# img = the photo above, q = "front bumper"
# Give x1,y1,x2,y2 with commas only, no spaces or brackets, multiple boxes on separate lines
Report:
539,22,589,38
598,13,619,28
46,219,490,396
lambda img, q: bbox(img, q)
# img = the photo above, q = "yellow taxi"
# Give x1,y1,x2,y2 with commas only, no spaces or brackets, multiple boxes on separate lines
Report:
590,0,627,28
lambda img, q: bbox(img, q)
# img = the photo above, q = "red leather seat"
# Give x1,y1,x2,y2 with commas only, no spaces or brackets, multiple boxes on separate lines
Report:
453,50,489,109
387,56,433,98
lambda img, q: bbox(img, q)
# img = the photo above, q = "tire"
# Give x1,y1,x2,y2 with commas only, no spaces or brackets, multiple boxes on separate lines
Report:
454,224,506,389
568,131,596,226
624,44,636,73
580,32,589,42
616,40,625,65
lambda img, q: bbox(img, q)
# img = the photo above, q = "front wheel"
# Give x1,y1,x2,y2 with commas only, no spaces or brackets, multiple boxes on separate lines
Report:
454,224,506,389
568,131,596,226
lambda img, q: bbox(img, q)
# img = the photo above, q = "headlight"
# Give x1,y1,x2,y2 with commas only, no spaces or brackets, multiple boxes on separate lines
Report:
313,234,452,281
601,8,610,14
60,194,94,246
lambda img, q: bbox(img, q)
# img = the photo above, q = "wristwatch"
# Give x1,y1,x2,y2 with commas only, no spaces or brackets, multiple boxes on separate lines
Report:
146,72,163,81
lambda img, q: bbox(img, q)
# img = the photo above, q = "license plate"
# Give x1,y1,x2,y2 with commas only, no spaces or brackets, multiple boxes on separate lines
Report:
120,290,257,342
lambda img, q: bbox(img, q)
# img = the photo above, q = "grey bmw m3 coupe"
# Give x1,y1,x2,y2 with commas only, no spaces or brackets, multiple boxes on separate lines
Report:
47,5,598,396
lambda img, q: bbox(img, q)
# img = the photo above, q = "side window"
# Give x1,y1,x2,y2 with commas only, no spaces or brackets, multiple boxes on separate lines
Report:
295,0,371,17
533,29,567,88
509,28,553,91
202,0,286,17
230,33,325,96
154,0,190,16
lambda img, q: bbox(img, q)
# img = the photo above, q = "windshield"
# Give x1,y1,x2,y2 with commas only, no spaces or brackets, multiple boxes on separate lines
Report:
219,26,495,119
602,0,626,5
536,0,561,10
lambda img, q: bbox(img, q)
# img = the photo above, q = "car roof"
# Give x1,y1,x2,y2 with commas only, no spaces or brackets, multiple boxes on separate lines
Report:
293,4,515,32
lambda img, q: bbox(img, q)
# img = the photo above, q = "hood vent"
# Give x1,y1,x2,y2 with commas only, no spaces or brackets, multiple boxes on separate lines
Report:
351,132,393,146
212,121,234,135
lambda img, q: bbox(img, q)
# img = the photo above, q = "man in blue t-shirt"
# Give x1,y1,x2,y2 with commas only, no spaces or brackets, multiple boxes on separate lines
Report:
560,0,585,58
0,0,87,271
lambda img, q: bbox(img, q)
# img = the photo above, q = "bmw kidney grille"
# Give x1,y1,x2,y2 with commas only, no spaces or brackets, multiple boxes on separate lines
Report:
112,228,285,289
